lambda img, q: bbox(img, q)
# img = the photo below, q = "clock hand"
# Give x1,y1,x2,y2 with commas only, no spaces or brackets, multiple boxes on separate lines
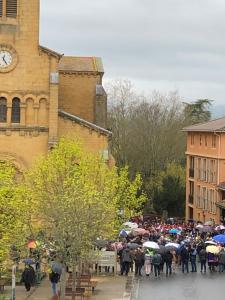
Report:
2,55,7,65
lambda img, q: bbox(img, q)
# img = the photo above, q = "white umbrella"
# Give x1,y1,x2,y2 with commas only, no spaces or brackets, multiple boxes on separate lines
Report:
123,222,138,229
165,242,180,249
205,240,217,245
204,221,214,226
196,224,204,229
143,241,159,249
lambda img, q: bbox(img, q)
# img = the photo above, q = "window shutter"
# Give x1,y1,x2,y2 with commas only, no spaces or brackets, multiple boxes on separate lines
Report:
6,0,17,18
0,0,3,17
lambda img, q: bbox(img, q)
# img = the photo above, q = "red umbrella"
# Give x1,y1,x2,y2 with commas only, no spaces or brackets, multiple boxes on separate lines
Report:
28,240,37,249
132,228,149,236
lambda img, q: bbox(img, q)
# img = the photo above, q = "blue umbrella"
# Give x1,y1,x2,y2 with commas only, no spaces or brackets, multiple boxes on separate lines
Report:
23,258,35,265
213,234,225,244
119,229,127,237
169,229,181,234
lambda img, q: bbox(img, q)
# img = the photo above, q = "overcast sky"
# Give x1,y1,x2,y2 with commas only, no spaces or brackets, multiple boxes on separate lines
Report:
40,0,225,106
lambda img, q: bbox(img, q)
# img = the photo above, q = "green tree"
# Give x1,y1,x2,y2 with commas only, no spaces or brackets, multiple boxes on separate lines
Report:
0,163,31,277
183,99,213,124
24,139,146,299
150,162,186,217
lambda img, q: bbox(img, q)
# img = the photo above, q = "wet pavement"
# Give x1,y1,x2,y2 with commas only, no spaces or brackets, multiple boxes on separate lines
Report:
132,266,225,300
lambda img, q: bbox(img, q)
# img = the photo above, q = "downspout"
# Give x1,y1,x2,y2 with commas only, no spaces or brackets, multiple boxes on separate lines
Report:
215,132,221,220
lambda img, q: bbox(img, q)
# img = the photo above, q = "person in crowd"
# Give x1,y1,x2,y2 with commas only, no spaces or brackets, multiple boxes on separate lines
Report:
144,249,152,276
49,269,61,297
190,245,197,272
218,248,225,272
152,252,162,277
134,248,145,276
199,247,207,272
121,247,132,276
164,250,173,276
21,264,35,292
180,245,189,273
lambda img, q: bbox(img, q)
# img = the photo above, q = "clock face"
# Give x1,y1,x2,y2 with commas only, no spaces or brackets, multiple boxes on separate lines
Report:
0,51,13,68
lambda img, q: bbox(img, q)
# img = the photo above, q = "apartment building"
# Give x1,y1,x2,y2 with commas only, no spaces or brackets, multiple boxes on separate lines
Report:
183,117,225,224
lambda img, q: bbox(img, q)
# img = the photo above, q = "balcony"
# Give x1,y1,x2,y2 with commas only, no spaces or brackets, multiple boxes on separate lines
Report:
189,168,194,178
189,194,194,204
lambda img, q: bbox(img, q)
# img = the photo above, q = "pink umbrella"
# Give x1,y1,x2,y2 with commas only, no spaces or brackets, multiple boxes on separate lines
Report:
132,228,149,236
215,225,225,231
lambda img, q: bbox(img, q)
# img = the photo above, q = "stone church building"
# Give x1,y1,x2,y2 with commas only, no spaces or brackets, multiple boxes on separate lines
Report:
0,0,111,171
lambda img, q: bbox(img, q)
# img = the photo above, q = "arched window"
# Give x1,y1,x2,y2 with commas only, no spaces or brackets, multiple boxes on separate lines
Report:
0,0,3,18
0,97,7,122
6,0,17,18
11,98,20,123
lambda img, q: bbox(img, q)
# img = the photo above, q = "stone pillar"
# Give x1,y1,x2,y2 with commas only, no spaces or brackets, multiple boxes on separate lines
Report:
95,85,107,128
34,104,39,126
7,105,12,126
20,104,26,126
48,56,59,148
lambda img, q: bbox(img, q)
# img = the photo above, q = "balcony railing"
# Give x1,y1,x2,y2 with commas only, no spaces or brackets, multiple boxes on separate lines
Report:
189,168,194,178
189,194,194,204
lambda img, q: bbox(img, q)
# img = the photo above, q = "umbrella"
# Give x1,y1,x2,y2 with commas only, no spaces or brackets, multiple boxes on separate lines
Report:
28,240,37,249
119,229,128,237
199,226,213,233
127,243,141,250
94,240,109,248
143,241,159,249
169,229,181,234
204,221,214,226
215,225,225,231
196,224,204,229
123,222,138,229
51,262,63,275
205,240,217,245
132,228,149,236
213,234,225,244
165,242,180,249
23,258,35,265
156,245,167,254
206,245,220,254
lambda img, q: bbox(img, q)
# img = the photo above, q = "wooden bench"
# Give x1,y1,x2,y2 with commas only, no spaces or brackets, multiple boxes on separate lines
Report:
67,277,97,292
59,287,85,300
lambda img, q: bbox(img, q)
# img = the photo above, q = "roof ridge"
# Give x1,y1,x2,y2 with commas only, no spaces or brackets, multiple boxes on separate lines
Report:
58,110,112,137
183,115,225,129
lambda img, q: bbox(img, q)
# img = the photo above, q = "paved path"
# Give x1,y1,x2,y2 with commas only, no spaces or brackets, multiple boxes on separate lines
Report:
132,268,225,300
3,275,131,300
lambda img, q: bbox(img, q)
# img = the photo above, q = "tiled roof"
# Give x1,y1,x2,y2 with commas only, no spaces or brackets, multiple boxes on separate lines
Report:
59,56,104,73
39,45,62,58
58,110,111,137
183,116,225,132
218,182,225,191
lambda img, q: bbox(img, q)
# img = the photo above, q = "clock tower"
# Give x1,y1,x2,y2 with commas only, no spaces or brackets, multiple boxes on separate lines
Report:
0,0,60,162
0,0,110,170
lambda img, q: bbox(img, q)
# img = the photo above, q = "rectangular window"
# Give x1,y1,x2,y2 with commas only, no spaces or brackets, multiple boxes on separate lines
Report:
202,158,207,181
189,156,195,178
202,187,207,210
190,134,195,145
205,135,207,147
196,185,200,208
197,158,201,180
6,0,17,18
0,0,2,17
212,135,216,148
200,134,202,146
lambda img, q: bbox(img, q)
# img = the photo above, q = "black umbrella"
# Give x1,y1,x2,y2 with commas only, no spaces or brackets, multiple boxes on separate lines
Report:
156,245,167,254
127,243,141,250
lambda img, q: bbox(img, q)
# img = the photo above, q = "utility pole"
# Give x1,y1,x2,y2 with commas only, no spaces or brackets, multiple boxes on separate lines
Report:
12,265,16,300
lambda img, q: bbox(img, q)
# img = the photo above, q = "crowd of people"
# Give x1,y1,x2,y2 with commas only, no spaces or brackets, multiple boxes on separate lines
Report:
111,220,225,278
